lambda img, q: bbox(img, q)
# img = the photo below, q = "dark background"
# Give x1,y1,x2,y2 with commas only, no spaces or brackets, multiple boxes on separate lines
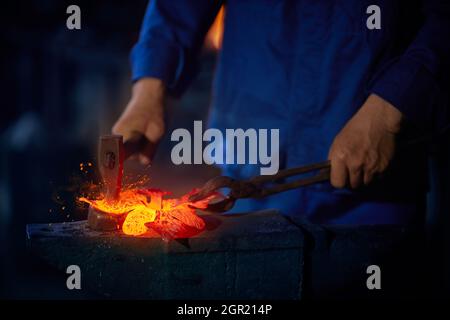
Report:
1,0,449,299
1,0,220,298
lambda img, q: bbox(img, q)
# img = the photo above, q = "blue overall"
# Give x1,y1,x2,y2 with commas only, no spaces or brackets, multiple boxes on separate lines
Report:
131,0,450,224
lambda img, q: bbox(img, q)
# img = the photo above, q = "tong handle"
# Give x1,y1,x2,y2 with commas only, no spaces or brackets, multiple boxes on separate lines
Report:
257,165,330,197
250,160,330,185
190,160,331,212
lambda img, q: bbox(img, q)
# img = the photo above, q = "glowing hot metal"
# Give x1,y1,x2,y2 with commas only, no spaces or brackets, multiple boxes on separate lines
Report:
82,134,220,240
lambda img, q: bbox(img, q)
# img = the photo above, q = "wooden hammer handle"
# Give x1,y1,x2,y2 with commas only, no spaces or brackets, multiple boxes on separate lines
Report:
123,133,148,160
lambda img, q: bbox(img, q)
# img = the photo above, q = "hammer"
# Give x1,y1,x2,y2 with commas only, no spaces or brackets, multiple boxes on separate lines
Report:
98,134,146,202
88,134,147,231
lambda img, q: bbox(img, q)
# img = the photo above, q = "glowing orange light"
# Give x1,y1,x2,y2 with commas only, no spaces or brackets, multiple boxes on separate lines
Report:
205,6,225,51
79,188,219,239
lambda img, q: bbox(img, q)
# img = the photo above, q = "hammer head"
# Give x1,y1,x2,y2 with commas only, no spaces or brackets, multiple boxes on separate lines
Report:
98,135,124,202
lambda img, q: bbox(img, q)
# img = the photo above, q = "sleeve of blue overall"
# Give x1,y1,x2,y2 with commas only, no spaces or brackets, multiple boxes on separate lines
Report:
370,1,450,130
130,0,223,96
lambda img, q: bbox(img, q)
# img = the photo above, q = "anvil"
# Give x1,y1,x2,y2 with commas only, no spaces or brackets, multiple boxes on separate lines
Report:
25,210,424,299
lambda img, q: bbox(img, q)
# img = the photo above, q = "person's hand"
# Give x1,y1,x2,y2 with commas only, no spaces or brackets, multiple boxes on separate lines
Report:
328,94,403,189
113,78,166,165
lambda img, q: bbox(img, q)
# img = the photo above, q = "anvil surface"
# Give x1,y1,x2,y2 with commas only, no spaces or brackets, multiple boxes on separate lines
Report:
27,211,305,299
26,210,423,299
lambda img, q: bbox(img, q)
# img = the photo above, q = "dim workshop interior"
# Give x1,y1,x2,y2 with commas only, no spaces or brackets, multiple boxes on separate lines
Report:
2,0,450,301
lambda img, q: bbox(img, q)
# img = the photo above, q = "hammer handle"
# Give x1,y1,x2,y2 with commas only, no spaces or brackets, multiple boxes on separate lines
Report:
123,134,148,159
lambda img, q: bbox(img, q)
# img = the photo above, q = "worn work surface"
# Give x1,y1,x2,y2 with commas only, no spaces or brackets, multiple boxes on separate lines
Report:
27,210,304,299
26,210,424,299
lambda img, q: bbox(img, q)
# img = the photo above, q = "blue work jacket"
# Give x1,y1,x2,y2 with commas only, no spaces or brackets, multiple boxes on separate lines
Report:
131,0,450,224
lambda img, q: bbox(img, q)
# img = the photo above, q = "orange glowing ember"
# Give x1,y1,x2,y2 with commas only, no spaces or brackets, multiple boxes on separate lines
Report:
79,188,219,240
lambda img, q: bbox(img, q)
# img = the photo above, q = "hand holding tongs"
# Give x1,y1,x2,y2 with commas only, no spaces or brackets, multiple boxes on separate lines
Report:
189,160,331,213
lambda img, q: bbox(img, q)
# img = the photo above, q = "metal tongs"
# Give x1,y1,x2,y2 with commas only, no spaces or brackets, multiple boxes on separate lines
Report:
189,160,331,213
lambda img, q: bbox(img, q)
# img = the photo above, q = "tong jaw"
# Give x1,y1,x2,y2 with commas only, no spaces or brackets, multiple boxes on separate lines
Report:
189,176,262,212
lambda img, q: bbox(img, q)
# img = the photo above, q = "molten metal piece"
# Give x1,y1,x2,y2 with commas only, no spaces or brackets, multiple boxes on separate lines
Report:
79,134,222,239
80,189,219,240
